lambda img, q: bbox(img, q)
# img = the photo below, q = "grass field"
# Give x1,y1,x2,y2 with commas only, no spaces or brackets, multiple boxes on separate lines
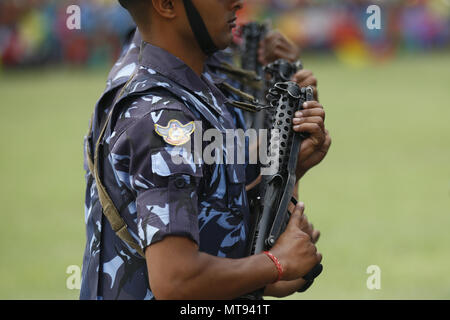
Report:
0,52,449,299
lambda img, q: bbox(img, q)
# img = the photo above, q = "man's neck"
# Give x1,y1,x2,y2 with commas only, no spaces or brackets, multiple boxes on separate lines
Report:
141,27,207,76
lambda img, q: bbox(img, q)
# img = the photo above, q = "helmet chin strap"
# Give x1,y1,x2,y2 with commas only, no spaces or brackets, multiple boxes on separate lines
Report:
182,0,219,56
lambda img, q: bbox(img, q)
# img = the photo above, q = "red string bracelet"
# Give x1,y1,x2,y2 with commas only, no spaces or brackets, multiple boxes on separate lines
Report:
263,251,284,283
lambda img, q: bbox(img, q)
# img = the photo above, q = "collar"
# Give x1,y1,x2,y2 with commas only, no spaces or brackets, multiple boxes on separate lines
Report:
138,41,231,111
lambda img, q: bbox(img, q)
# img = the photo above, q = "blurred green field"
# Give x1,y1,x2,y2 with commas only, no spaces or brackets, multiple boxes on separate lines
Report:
0,52,449,299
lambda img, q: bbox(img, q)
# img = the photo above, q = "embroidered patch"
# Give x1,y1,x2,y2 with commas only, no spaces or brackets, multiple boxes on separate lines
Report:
155,119,195,146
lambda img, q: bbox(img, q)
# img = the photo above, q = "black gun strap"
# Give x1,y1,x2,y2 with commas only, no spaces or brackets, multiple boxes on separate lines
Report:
219,81,258,103
182,0,219,56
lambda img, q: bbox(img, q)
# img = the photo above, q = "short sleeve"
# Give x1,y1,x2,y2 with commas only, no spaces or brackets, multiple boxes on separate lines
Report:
110,100,203,249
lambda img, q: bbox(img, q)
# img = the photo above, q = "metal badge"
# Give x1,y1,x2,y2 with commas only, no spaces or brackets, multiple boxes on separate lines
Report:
154,119,195,146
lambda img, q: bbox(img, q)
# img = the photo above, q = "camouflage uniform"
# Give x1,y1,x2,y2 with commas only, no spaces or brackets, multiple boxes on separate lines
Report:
80,30,254,300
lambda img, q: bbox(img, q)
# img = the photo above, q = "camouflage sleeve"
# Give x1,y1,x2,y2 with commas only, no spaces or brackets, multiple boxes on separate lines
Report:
110,99,203,250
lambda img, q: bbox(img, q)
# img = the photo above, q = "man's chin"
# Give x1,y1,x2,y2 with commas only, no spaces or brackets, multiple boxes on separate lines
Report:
216,33,234,51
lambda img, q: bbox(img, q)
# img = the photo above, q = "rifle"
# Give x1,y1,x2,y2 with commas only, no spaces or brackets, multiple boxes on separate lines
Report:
256,81,316,253
243,60,323,300
264,59,304,90
239,22,268,131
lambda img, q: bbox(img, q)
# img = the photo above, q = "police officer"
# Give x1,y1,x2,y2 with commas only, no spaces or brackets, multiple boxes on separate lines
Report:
81,0,331,300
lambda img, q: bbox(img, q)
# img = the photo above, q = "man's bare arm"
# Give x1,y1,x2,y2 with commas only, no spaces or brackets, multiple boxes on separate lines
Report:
146,204,321,300
147,236,277,300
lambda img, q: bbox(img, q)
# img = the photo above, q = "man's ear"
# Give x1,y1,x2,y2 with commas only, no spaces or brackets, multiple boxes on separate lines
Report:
152,0,176,19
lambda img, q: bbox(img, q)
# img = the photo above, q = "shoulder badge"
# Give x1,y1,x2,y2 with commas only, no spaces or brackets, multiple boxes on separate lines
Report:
155,119,195,146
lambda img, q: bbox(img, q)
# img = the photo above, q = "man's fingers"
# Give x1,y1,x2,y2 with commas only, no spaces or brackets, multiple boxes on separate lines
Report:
292,70,319,100
292,69,313,83
259,31,300,64
295,107,325,121
298,76,317,89
293,123,325,141
299,213,310,232
264,30,279,43
272,48,294,63
316,252,323,264
264,37,281,62
302,101,323,110
299,215,315,240
323,130,332,150
273,41,299,62
287,201,296,214
264,31,284,52
287,202,305,229
292,116,325,131
312,230,321,244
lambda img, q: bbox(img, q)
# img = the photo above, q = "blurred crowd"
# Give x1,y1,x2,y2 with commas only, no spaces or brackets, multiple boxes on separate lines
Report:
242,0,450,65
0,0,449,68
0,0,135,67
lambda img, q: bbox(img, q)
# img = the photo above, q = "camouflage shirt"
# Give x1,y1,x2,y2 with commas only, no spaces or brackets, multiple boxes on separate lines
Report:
80,31,253,300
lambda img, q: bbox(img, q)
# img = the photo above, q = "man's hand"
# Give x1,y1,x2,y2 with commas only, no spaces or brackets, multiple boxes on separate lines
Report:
292,69,319,101
258,31,300,65
290,69,331,180
270,203,322,281
293,101,331,180
265,203,321,298
288,201,320,244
